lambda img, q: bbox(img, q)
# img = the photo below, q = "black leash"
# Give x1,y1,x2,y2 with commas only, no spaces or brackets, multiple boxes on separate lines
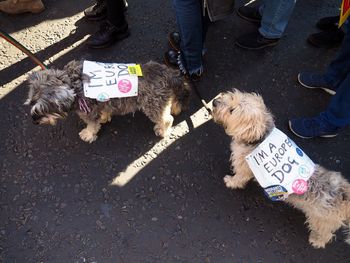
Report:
189,79,212,114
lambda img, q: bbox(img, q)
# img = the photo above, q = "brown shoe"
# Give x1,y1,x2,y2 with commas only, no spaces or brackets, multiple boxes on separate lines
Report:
0,0,45,14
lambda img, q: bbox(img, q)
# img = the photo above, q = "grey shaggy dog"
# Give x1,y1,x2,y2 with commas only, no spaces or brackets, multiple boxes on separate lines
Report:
25,60,191,143
212,89,350,249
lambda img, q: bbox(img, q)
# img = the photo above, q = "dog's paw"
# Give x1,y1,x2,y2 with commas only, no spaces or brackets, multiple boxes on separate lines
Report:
79,128,97,143
154,125,169,138
224,175,245,189
309,235,326,249
309,231,333,248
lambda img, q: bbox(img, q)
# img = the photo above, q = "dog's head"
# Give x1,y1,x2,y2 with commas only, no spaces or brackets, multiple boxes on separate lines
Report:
24,68,76,125
212,89,274,143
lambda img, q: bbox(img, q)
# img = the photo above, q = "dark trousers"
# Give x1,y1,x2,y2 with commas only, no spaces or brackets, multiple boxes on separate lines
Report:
322,20,350,127
172,0,210,74
106,0,126,27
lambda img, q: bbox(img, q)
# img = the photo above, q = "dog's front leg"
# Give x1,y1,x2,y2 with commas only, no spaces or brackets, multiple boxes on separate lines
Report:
224,172,254,189
145,102,174,138
79,121,101,143
224,154,254,189
99,110,112,124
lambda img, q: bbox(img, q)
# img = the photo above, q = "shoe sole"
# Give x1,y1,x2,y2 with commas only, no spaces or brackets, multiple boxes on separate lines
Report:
236,9,261,24
88,31,130,49
297,74,336,95
288,121,338,139
235,40,278,50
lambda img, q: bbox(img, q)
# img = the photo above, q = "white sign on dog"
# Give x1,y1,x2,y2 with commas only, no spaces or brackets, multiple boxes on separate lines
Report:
83,60,138,101
245,128,315,201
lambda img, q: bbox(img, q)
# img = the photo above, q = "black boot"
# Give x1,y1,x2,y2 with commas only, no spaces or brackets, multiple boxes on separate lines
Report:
236,31,279,50
168,32,181,52
163,49,180,68
307,29,345,48
84,0,107,21
88,21,129,48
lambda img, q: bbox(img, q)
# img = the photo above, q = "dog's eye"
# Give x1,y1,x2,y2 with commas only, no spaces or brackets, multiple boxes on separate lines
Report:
229,108,235,114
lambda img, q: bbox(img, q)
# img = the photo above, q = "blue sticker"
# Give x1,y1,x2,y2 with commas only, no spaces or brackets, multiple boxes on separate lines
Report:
264,185,288,201
298,165,311,178
296,147,303,157
97,92,110,102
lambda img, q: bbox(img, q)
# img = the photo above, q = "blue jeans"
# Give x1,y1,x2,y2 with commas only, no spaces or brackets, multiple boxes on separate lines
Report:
322,21,350,128
324,21,350,89
259,0,297,39
172,0,209,74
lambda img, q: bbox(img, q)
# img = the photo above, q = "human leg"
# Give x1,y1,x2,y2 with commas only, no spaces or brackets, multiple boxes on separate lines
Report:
322,73,350,128
259,0,297,39
88,0,129,48
172,0,204,76
323,20,350,87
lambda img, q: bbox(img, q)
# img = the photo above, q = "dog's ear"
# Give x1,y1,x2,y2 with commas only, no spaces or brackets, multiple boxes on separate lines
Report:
24,74,37,105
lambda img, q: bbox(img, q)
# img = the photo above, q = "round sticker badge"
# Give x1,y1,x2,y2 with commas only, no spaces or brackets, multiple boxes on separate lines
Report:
292,179,308,195
298,164,311,178
97,92,110,102
296,147,304,157
118,79,132,93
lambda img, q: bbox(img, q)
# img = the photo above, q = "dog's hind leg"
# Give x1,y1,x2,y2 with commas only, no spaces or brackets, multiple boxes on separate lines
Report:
306,214,342,248
345,204,350,244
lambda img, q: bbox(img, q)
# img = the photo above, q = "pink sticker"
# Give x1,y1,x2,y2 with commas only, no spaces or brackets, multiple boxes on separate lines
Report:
292,179,308,195
118,79,132,93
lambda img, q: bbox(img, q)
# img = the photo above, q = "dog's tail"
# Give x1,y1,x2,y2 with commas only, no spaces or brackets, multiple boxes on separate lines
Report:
169,73,191,116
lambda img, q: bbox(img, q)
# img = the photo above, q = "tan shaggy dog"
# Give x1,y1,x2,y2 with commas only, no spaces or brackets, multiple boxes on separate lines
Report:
211,89,350,248
25,60,190,143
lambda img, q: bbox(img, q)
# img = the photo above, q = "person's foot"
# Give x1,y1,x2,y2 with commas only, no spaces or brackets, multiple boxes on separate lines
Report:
316,15,340,31
289,116,339,139
307,29,344,49
235,31,279,50
84,0,107,21
0,0,45,14
163,50,202,81
168,32,180,52
88,21,129,49
236,6,262,24
163,49,179,68
297,72,336,95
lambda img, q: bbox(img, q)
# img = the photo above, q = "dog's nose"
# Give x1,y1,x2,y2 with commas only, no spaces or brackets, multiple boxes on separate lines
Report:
212,99,219,107
32,114,41,125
